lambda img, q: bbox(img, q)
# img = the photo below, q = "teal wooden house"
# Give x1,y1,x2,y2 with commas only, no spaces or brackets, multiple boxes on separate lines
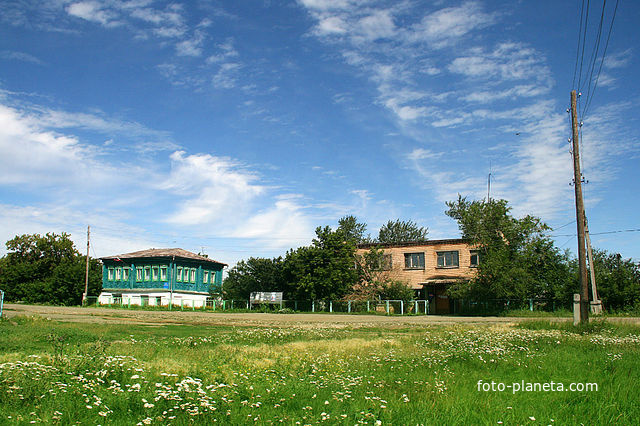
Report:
98,248,227,307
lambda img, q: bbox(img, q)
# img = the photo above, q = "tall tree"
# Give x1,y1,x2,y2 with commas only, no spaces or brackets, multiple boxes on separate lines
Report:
588,250,640,311
445,196,569,301
222,257,284,299
377,219,429,244
0,233,101,305
337,215,369,244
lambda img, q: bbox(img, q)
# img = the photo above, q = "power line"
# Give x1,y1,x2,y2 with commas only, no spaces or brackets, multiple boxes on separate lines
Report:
582,0,608,111
577,0,591,92
549,228,640,238
572,0,587,89
582,0,620,120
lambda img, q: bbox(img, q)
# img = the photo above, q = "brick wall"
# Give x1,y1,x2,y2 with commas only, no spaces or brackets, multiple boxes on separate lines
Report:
356,239,477,289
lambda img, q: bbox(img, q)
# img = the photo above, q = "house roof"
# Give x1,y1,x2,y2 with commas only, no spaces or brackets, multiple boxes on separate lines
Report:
101,248,227,266
357,238,469,250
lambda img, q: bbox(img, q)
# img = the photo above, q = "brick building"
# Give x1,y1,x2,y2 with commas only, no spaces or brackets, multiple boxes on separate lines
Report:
356,239,478,314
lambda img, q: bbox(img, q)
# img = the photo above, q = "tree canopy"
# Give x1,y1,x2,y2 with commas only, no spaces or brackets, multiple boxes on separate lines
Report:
377,219,429,244
0,233,102,305
445,196,568,300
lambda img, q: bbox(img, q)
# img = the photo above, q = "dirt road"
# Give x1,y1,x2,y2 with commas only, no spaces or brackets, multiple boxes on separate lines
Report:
0,303,583,328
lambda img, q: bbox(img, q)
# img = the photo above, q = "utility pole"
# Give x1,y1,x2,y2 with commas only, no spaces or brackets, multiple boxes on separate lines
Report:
570,90,589,323
585,218,602,314
83,225,90,305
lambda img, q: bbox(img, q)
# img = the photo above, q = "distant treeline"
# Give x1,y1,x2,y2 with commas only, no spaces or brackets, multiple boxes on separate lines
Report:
0,233,102,305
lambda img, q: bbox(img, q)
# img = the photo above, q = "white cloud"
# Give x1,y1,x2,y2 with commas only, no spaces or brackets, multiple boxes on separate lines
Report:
212,63,242,89
0,103,107,188
408,1,495,48
67,1,119,27
449,43,551,84
176,30,206,57
316,16,348,35
162,151,264,226
603,48,632,69
356,10,395,41
0,50,45,65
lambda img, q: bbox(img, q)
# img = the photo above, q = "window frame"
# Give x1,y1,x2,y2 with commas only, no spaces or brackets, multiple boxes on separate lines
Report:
144,266,151,281
404,252,425,270
151,266,159,281
470,250,480,268
160,266,167,281
190,268,196,283
136,267,143,282
177,267,183,282
115,267,122,281
203,271,209,284
107,267,115,280
123,267,130,281
437,251,460,268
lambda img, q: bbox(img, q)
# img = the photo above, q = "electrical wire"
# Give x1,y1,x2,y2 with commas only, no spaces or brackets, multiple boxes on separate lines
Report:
582,0,620,120
582,0,608,114
577,0,591,92
572,0,587,89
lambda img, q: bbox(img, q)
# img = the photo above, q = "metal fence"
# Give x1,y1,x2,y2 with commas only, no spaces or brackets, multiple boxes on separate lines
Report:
84,296,429,315
84,296,568,315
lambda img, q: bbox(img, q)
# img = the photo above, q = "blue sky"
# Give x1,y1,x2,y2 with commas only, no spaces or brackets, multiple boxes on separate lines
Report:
0,0,638,267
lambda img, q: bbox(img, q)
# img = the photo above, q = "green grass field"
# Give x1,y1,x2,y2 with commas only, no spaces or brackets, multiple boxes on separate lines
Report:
1,315,638,424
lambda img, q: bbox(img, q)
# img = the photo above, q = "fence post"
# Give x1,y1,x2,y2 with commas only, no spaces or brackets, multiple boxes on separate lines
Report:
400,300,403,315
529,298,533,311
312,301,315,312
192,300,195,311
348,301,351,313
330,301,333,313
367,300,370,312
295,300,298,311
386,300,389,314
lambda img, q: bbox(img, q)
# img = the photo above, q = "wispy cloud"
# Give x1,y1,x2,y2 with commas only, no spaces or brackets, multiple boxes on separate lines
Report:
0,50,45,65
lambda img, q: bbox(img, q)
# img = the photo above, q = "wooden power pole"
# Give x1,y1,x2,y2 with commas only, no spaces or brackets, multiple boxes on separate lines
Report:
570,90,589,323
83,225,90,305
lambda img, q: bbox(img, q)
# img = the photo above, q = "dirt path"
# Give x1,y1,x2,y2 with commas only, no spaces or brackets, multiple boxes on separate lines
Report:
4,303,639,328
0,303,582,328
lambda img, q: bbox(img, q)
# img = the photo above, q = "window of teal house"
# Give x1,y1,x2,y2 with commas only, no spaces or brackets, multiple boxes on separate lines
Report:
108,268,114,280
136,267,143,282
190,268,196,283
203,271,209,284
115,267,121,280
177,267,183,281
160,266,167,281
123,267,130,281
152,266,159,281
144,266,151,281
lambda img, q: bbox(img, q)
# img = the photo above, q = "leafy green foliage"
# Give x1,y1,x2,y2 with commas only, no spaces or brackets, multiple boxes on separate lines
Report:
377,219,428,243
222,257,284,299
337,215,370,244
0,233,101,305
378,280,414,303
445,197,569,301
588,249,640,310
224,225,360,301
